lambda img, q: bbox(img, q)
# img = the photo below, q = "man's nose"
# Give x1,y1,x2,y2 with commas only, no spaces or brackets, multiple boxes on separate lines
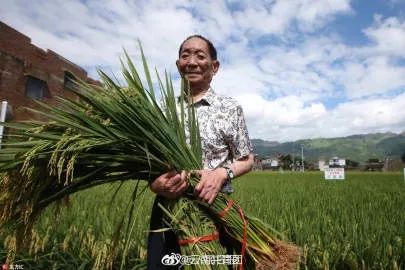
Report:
186,55,198,66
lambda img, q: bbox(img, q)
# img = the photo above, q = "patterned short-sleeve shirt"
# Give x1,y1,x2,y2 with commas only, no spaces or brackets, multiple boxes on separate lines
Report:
180,88,253,192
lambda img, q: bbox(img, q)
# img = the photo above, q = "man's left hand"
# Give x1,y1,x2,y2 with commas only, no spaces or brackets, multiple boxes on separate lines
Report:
194,168,227,204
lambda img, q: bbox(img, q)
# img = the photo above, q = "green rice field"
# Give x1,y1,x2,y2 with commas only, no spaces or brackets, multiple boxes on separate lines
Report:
1,171,404,269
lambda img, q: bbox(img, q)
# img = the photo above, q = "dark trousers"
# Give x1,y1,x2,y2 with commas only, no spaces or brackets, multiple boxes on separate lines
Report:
147,196,234,270
147,196,181,269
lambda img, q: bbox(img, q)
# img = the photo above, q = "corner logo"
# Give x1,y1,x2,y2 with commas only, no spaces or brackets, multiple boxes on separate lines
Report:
161,253,181,265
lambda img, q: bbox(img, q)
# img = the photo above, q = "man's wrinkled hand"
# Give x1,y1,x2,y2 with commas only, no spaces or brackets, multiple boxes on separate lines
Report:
194,168,227,204
150,171,189,199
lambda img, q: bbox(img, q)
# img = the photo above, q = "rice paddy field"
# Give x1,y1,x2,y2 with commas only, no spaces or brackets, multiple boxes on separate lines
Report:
1,171,404,269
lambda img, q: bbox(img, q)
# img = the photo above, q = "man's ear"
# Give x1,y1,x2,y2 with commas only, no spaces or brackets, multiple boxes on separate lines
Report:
176,60,180,72
176,60,184,78
212,60,220,75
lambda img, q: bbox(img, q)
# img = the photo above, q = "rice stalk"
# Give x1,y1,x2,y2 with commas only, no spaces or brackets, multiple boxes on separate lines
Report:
0,44,300,269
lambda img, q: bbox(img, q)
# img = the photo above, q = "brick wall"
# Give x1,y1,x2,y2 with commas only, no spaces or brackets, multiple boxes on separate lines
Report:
0,21,96,120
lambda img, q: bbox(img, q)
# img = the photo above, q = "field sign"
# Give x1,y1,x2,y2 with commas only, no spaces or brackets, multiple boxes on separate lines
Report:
324,168,345,180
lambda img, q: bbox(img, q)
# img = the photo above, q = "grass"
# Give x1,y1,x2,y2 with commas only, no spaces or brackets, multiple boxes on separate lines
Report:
232,171,404,269
1,171,404,269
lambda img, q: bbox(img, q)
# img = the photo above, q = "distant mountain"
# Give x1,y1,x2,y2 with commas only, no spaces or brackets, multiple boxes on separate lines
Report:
252,132,405,162
251,139,280,148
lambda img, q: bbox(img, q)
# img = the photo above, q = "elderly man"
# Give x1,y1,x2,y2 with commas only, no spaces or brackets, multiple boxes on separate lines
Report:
147,35,254,269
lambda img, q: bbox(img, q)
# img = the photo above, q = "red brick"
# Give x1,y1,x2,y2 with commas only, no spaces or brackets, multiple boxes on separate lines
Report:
0,21,97,121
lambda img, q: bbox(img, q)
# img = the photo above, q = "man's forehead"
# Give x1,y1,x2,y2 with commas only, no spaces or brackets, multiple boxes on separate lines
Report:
180,38,209,54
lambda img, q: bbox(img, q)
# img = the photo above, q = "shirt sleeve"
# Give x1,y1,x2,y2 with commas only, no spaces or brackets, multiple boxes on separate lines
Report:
226,104,253,160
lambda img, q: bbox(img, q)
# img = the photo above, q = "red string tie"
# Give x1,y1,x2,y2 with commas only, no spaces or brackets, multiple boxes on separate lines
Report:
217,200,248,270
178,231,219,246
217,199,234,218
237,204,248,270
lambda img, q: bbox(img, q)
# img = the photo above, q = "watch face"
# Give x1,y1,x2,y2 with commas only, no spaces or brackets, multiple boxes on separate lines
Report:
228,169,234,179
223,166,234,180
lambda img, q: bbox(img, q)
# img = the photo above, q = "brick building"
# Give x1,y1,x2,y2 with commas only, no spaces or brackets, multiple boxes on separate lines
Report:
0,21,96,121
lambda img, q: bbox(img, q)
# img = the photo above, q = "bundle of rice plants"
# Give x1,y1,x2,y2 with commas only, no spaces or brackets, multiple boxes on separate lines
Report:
0,45,300,269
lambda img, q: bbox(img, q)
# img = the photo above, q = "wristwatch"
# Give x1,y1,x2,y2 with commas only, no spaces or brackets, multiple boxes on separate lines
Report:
223,165,234,181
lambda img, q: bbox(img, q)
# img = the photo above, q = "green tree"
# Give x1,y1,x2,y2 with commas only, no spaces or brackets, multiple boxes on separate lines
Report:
280,154,293,170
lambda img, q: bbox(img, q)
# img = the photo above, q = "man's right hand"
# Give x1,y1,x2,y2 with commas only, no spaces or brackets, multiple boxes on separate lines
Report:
149,171,189,199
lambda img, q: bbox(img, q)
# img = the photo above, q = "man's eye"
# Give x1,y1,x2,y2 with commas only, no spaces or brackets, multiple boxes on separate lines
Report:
197,55,206,60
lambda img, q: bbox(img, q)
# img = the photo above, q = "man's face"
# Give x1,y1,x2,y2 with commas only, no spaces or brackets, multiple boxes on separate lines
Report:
176,37,219,90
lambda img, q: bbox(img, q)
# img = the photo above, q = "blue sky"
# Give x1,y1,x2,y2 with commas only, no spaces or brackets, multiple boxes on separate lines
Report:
1,0,404,141
334,0,401,45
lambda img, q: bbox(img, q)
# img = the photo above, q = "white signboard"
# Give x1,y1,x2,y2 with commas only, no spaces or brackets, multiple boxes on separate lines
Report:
0,101,8,150
329,159,346,167
324,168,345,180
338,159,346,166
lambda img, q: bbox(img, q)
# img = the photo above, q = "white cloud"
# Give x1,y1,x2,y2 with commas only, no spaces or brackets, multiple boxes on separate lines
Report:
0,0,404,142
233,0,351,35
253,37,349,101
363,15,405,58
0,0,198,75
318,93,405,135
341,56,405,98
295,0,352,31
236,93,327,140
236,93,405,141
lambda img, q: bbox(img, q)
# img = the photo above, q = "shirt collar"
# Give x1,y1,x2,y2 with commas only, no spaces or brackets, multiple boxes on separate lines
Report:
178,88,216,106
196,87,215,105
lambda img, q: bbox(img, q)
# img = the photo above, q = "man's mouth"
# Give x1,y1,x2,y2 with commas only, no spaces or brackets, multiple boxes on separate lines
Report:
184,72,201,78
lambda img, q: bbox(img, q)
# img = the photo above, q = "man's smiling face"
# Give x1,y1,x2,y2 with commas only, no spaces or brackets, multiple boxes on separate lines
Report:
176,37,219,91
